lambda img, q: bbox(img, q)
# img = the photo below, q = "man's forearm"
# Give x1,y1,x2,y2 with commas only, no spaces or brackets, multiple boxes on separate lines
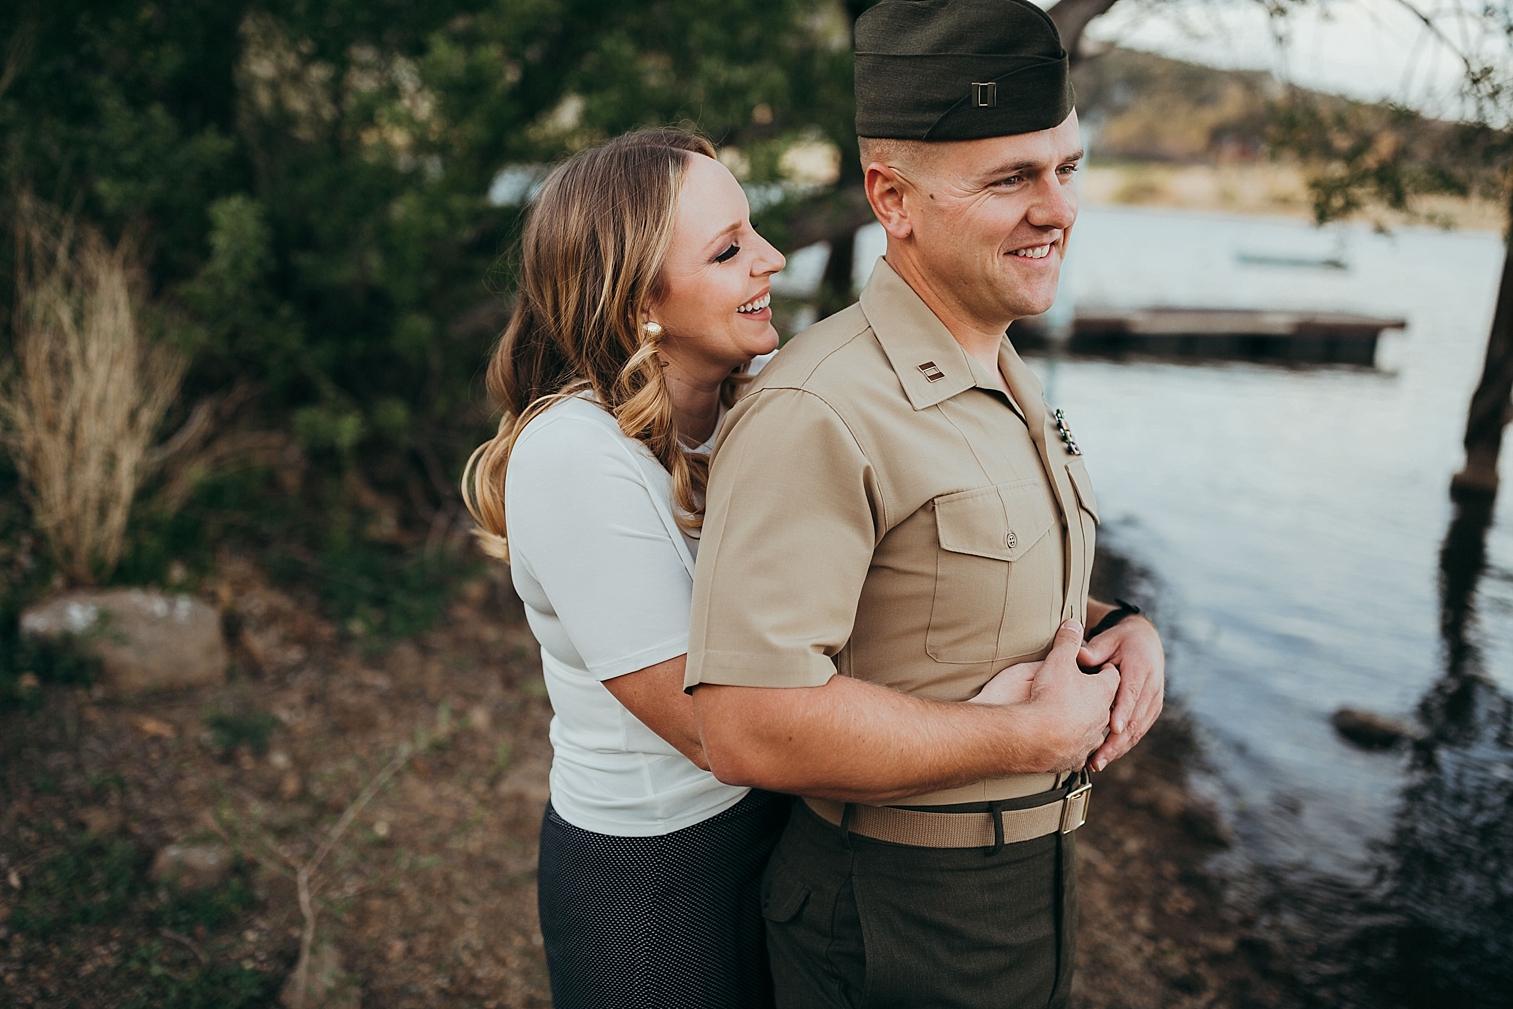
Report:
692,676,1058,803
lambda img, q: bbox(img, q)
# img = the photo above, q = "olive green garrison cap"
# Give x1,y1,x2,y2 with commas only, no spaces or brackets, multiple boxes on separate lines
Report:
854,0,1075,141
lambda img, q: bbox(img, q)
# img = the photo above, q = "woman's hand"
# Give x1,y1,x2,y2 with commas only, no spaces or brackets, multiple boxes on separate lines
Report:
602,654,710,770
965,659,1041,706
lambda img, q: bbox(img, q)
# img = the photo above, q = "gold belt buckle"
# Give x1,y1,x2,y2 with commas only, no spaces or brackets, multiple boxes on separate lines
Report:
1059,781,1092,833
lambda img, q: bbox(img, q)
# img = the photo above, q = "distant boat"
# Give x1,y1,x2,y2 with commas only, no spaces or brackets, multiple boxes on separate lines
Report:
1235,251,1349,270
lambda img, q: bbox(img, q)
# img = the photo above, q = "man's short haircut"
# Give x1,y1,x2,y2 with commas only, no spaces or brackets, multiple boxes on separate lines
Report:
857,136,939,175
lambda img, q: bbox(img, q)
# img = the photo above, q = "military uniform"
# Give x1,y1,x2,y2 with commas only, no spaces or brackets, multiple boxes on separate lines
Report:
686,0,1102,1003
686,261,1099,1007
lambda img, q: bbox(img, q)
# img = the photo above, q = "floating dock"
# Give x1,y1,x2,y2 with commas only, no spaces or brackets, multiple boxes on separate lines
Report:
1015,308,1406,366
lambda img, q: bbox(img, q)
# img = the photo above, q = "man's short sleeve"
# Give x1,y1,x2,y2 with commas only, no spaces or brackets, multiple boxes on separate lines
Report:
686,387,878,689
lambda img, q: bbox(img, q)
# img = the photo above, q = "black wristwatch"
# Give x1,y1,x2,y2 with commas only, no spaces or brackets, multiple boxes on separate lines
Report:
1085,599,1143,640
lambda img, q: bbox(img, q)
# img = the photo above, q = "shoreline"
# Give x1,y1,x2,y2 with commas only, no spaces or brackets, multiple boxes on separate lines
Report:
1070,549,1305,1008
1079,161,1505,233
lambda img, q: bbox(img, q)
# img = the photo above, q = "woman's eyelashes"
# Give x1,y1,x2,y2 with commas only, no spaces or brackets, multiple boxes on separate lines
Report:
714,243,740,264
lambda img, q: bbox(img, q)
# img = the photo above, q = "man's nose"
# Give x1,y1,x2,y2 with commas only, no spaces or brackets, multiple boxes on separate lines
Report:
1026,176,1076,230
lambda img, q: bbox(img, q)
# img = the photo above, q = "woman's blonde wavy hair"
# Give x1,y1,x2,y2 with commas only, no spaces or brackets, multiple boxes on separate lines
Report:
462,128,742,563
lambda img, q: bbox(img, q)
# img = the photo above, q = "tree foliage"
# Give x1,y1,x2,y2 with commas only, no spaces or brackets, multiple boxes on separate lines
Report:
0,0,857,547
1257,0,1513,226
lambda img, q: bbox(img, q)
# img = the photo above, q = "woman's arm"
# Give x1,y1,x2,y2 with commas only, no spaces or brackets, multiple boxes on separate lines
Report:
602,654,708,770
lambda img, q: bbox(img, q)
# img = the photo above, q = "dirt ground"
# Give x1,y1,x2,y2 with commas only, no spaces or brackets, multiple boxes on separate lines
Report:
0,552,1303,1008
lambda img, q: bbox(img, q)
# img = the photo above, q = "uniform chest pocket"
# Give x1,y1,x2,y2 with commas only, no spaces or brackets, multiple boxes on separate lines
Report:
927,482,1060,664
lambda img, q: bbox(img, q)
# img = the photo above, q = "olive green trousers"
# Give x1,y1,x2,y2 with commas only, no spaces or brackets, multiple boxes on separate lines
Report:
760,799,1076,1009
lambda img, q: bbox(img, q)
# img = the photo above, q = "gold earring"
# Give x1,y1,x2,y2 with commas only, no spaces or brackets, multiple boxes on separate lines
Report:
642,321,663,337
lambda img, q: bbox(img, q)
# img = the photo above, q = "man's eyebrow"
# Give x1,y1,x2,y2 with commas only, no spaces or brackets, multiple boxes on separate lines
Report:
984,150,1085,178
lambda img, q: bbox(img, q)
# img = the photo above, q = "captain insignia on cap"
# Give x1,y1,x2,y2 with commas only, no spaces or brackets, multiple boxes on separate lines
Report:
854,0,1075,141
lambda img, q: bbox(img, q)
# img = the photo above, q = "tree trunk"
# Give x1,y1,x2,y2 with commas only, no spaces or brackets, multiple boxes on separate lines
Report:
816,228,857,320
1047,0,1123,65
1451,185,1513,499
810,0,875,318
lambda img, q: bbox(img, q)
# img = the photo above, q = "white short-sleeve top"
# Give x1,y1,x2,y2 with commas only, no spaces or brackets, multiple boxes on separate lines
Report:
504,395,749,836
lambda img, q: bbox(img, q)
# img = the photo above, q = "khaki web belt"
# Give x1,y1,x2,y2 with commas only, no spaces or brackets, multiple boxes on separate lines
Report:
804,775,1091,850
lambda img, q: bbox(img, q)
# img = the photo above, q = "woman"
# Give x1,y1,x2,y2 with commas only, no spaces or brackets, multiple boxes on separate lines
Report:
462,129,790,1008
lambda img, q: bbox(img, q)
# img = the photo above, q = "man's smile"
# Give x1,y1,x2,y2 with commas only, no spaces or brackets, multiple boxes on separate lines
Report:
1008,244,1053,259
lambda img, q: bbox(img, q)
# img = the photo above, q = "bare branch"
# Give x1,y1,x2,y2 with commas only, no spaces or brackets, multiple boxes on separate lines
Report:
1386,0,1481,81
287,741,413,1009
309,742,412,878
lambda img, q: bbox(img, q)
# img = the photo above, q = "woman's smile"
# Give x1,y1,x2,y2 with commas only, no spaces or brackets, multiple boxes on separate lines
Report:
736,291,772,320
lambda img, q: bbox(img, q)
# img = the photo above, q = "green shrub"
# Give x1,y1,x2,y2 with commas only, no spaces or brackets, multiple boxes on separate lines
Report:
153,871,258,932
10,832,270,1008
205,709,280,754
119,942,275,1009
11,835,148,933
269,541,467,640
0,0,857,571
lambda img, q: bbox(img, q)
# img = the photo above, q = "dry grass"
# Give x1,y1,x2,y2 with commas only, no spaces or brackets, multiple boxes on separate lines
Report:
1,195,187,583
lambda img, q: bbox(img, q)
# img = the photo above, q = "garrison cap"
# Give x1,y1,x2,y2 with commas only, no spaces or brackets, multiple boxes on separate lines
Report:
854,0,1075,141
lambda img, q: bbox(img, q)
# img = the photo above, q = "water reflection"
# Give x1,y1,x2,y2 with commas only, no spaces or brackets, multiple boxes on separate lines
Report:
1358,494,1513,1006
1272,495,1513,1007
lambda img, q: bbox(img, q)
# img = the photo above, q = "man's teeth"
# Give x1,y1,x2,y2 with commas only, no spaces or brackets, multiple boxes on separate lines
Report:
737,293,771,314
1010,245,1052,259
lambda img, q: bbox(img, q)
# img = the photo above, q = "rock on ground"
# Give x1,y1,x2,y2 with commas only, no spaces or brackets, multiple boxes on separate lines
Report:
1331,707,1421,749
150,843,233,892
20,588,228,694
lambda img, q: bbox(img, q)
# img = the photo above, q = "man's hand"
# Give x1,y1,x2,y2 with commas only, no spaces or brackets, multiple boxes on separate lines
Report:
1078,616,1165,771
969,620,1118,770
1025,619,1120,772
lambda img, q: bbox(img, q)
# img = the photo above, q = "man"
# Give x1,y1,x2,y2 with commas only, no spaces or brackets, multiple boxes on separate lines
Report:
686,0,1166,1005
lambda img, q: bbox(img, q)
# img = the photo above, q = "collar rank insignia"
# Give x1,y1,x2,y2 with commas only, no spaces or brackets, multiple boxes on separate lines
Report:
1053,408,1082,456
917,361,946,383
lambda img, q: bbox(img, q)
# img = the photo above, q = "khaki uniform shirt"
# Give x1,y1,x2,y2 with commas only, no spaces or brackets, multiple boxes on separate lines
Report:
686,259,1100,804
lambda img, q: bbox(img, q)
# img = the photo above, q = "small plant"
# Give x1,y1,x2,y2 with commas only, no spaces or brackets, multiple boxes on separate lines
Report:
118,941,274,1009
9,832,271,1007
28,770,62,796
11,834,148,934
270,541,466,640
154,871,258,932
205,709,280,754
0,617,101,711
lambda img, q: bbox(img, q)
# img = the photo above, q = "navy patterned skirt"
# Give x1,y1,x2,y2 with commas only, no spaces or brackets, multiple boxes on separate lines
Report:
537,789,790,1009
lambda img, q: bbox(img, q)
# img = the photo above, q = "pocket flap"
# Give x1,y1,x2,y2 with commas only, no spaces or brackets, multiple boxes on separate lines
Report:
935,483,1055,562
760,877,810,923
1066,459,1099,524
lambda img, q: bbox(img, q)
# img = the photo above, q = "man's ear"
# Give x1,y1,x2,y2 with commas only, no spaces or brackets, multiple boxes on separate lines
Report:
864,163,914,241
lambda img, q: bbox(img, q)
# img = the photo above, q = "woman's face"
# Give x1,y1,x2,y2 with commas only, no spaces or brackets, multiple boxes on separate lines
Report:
651,155,786,378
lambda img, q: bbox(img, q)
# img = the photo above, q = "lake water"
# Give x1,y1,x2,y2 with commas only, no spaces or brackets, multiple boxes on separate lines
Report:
785,206,1513,1005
